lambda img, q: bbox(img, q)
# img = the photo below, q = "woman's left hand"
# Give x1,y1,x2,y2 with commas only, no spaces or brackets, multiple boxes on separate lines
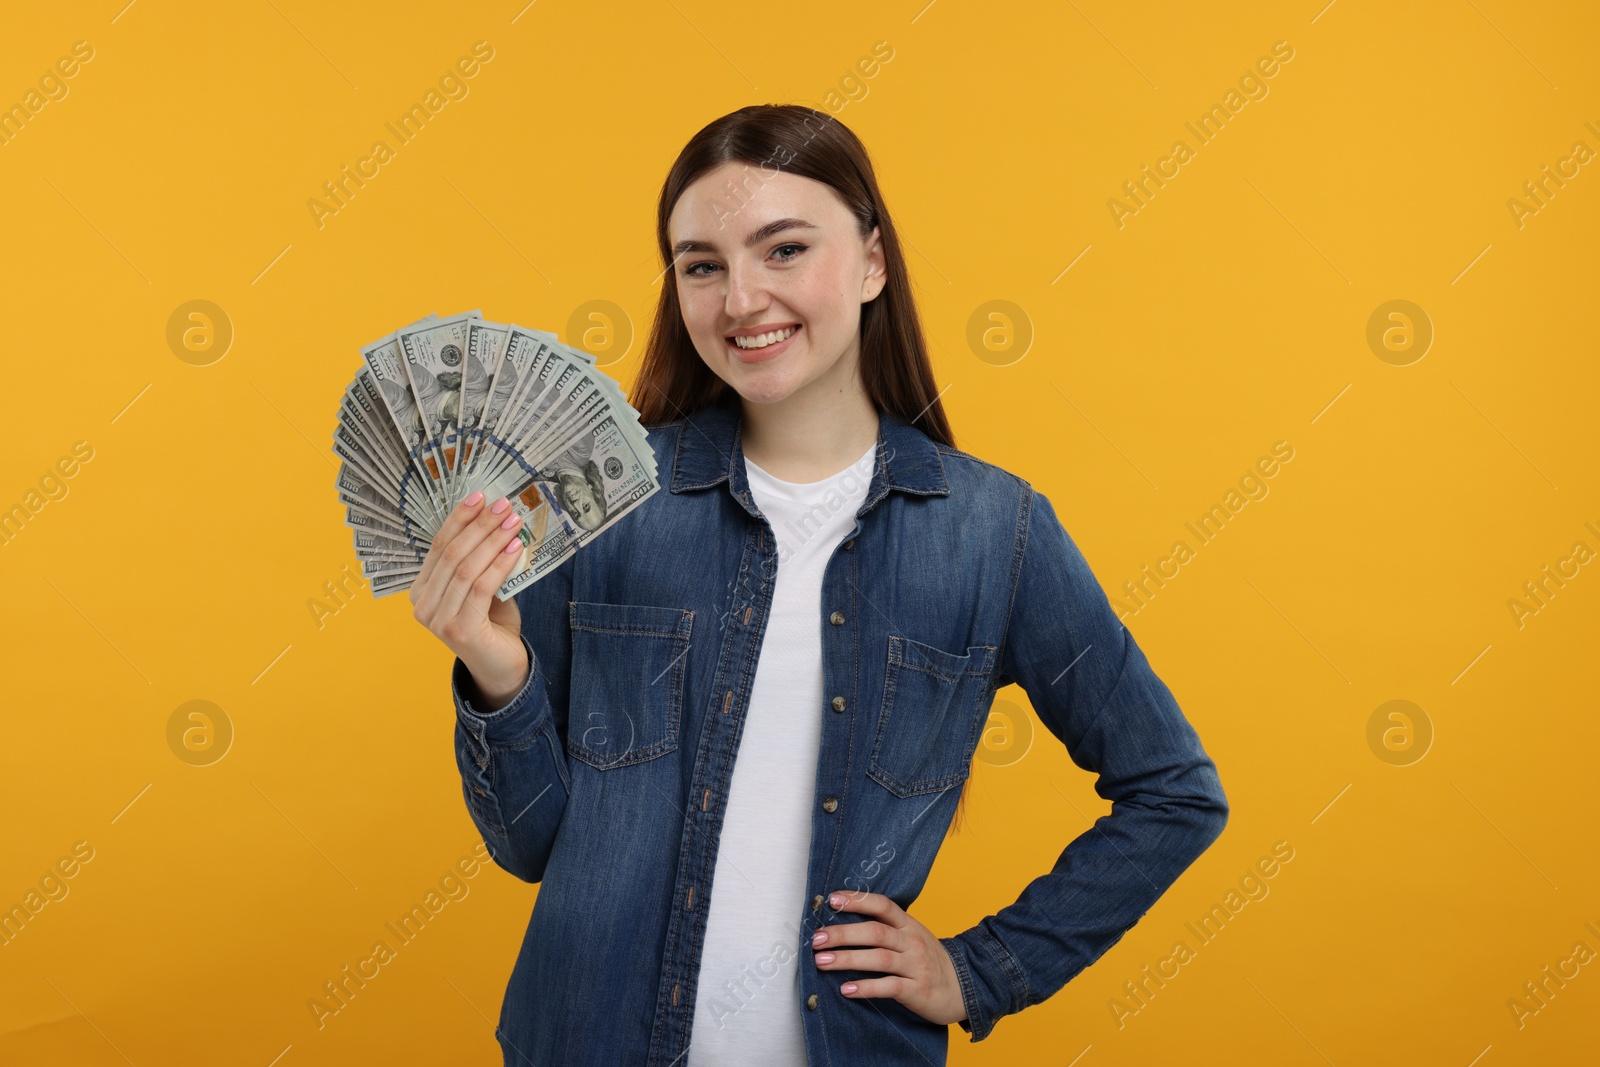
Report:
811,890,968,1026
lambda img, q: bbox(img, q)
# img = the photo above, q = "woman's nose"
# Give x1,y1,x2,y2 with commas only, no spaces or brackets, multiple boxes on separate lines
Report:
722,263,769,318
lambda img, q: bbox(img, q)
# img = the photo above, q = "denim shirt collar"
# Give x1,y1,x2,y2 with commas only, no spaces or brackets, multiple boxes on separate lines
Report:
666,393,950,517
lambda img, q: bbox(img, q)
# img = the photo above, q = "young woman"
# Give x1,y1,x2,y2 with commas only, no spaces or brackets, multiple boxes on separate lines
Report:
410,105,1228,1067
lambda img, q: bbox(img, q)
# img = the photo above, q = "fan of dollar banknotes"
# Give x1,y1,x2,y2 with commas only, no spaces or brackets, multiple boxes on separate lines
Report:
332,310,660,600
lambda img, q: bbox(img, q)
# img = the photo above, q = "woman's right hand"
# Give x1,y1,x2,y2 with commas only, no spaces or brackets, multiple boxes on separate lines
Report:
410,489,530,710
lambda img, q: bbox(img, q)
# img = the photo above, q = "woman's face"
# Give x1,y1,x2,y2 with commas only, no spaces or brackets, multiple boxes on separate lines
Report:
668,161,885,408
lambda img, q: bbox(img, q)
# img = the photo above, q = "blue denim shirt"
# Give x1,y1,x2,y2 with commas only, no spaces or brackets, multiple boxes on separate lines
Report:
451,394,1228,1065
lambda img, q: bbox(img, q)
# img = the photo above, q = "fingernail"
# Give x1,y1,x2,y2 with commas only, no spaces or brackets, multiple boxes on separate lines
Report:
503,537,521,555
490,496,510,514
812,932,827,946
841,983,857,995
814,952,834,965
829,893,845,907
463,490,484,507
500,513,520,530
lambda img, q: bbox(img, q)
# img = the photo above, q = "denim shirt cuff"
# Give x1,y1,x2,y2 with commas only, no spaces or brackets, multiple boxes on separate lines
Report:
941,923,1029,1042
452,632,545,746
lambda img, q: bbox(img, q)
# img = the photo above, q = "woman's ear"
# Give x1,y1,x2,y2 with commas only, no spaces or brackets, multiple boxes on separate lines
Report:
861,225,886,302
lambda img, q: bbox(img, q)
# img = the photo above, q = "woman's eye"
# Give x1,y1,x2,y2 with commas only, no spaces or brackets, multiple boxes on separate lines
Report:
681,245,804,276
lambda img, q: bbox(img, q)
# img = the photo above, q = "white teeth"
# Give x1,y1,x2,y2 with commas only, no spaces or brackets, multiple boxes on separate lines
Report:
732,326,797,349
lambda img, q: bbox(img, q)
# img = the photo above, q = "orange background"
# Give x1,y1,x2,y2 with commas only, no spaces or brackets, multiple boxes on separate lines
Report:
2,1,1596,1063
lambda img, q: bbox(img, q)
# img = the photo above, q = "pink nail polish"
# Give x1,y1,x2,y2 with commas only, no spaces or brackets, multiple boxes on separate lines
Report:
503,537,521,554
490,496,510,514
812,932,826,946
841,983,857,995
463,490,484,507
500,513,520,530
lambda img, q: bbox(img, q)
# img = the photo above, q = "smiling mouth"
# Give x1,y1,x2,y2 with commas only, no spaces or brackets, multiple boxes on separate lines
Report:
726,325,799,350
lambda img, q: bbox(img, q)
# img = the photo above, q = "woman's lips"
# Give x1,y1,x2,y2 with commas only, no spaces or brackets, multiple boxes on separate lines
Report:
726,325,799,364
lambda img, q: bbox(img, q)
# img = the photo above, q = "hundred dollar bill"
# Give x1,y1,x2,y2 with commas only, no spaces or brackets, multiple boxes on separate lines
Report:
485,328,655,487
352,367,416,475
470,326,561,490
332,409,431,528
535,337,656,478
333,428,405,515
479,331,632,493
497,411,660,599
337,468,430,550
337,403,397,488
360,328,448,523
371,571,419,598
351,527,426,558
396,309,482,505
342,503,417,546
461,319,512,485
451,314,495,481
359,555,424,579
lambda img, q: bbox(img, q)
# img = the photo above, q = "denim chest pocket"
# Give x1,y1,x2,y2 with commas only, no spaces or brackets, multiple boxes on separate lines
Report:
868,635,998,798
566,601,694,770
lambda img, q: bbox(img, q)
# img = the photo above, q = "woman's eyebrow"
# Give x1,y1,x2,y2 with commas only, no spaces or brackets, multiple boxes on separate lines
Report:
671,217,818,258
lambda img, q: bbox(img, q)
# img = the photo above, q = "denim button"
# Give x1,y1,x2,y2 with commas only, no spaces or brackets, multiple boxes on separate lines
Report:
822,796,838,813
831,696,846,712
806,994,818,1010
812,894,824,911
843,538,854,549
829,610,845,625
472,785,486,796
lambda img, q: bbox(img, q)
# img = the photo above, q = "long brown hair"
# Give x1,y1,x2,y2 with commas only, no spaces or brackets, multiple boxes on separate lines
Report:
631,104,954,450
631,104,976,836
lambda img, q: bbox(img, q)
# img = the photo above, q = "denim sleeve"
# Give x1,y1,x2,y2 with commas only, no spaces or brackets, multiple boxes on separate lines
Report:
451,551,577,884
938,486,1229,1042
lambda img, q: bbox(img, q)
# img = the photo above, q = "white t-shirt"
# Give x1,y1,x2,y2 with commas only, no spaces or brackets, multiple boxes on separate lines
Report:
687,441,877,1066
